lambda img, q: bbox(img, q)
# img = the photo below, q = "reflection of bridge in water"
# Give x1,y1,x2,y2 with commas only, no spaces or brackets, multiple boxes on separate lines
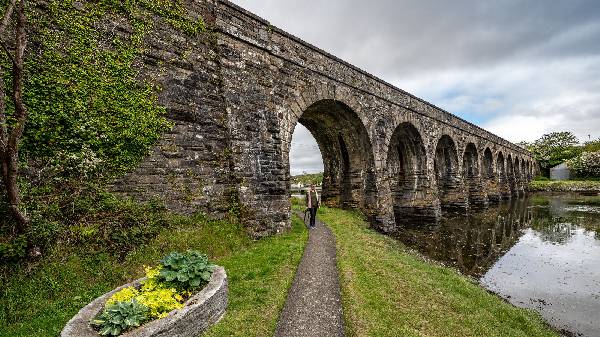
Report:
396,198,533,277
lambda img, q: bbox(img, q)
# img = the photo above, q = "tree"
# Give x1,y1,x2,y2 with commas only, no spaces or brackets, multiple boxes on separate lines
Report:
582,138,600,153
528,132,581,176
0,0,28,234
567,151,600,178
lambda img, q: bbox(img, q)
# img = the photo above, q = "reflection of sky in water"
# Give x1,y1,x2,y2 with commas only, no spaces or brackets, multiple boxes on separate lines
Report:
395,194,600,337
563,205,600,214
481,226,600,337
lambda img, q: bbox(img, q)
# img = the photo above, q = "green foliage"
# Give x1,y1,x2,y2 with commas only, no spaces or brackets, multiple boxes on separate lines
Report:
1,187,172,264
19,0,174,180
291,173,323,186
91,299,148,336
567,151,600,178
1,0,210,257
0,210,304,337
582,139,600,153
158,250,216,290
0,235,27,262
528,180,600,192
526,132,581,174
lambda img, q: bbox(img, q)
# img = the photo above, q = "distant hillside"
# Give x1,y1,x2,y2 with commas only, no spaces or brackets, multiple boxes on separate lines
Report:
291,173,323,186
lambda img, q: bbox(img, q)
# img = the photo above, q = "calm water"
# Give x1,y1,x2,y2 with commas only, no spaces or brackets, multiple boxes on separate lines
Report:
395,193,600,337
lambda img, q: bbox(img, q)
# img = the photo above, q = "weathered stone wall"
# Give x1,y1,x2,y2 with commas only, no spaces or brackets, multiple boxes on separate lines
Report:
111,0,236,218
114,0,537,236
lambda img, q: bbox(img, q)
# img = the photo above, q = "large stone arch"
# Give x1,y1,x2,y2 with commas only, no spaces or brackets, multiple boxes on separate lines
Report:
462,143,486,206
497,151,510,199
513,157,524,196
483,147,500,202
434,135,467,211
286,98,378,214
521,158,528,184
386,122,439,224
507,154,517,196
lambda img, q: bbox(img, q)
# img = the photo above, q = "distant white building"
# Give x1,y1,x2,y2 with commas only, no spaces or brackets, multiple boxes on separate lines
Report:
291,183,305,189
550,162,571,180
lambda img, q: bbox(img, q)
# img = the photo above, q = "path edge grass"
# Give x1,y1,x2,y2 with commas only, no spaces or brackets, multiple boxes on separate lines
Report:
318,207,560,337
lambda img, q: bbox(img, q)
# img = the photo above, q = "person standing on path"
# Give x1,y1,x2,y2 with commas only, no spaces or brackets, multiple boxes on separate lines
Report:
306,184,320,229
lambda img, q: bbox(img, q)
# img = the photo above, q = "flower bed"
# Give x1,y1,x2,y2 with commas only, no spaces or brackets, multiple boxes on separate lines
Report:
61,251,228,337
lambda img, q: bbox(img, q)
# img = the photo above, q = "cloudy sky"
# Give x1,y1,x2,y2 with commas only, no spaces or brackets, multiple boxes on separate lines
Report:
232,0,600,175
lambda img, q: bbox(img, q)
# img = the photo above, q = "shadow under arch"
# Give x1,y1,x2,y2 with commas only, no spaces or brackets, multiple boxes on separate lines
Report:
386,122,439,224
435,135,467,211
497,151,510,199
463,142,486,206
483,147,500,202
507,154,516,195
288,99,377,215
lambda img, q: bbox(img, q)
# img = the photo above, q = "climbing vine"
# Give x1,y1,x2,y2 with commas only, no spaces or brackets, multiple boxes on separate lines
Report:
0,0,207,259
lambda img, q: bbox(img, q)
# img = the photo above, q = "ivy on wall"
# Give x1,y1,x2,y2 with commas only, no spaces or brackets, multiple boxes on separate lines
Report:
0,0,207,259
1,0,206,181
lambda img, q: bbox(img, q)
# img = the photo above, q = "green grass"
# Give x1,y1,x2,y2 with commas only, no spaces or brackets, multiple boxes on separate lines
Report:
318,207,559,337
529,179,600,192
0,214,307,337
291,172,323,186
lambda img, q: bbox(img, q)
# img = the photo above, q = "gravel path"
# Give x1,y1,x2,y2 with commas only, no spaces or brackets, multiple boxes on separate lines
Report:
274,211,345,337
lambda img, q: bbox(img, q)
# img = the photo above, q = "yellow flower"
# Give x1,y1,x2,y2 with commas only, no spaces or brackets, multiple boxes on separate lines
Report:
106,287,139,306
135,288,184,319
144,265,160,279
141,265,163,292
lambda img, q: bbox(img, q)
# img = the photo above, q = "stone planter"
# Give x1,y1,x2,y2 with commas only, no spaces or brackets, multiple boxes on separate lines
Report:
61,266,228,337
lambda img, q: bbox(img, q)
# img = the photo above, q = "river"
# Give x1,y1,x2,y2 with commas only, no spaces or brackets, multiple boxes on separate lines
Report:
394,193,600,337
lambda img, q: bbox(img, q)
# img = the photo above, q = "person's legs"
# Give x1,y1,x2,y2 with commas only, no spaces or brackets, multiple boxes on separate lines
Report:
310,207,317,227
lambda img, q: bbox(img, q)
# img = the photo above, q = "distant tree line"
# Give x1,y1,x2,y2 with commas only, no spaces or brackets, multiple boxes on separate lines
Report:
519,131,600,178
291,172,323,186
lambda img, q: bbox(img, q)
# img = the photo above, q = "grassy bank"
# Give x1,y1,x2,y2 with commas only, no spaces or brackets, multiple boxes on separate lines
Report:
0,214,307,337
529,179,600,193
318,207,559,337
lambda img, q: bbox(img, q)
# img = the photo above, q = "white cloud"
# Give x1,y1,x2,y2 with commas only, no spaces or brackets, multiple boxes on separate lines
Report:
290,124,323,175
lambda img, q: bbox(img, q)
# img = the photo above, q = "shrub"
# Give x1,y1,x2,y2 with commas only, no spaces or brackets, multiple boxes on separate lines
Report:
91,299,149,336
567,151,600,178
158,250,216,290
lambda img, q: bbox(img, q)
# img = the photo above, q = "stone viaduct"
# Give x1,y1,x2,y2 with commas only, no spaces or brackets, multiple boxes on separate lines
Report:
112,0,537,237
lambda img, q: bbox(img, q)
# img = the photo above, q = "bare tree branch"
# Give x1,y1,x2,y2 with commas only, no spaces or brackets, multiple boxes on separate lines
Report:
0,0,16,34
1,0,29,232
0,0,18,141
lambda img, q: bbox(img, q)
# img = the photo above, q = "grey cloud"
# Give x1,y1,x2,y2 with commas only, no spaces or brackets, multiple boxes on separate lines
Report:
232,0,600,170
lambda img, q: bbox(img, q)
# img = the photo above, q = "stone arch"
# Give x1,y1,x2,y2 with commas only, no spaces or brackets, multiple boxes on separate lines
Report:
386,122,437,223
507,154,516,195
483,147,500,202
497,151,510,199
287,99,377,213
434,135,466,211
462,143,486,205
514,157,524,196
